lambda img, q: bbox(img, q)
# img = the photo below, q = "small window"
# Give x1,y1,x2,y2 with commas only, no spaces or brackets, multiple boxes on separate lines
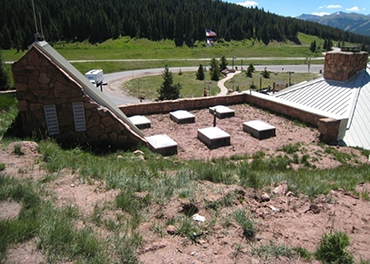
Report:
44,105,60,135
72,102,86,132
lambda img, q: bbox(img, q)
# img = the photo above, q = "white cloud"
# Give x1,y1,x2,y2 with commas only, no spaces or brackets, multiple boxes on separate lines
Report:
318,5,342,10
312,12,331,16
327,5,342,9
237,1,258,7
346,6,360,12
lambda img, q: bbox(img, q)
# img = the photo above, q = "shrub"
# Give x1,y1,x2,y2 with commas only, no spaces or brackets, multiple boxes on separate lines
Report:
315,231,353,264
279,143,300,154
252,240,293,261
13,144,24,156
233,209,256,240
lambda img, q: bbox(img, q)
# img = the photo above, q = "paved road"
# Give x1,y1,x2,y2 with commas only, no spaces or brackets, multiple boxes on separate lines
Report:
103,64,324,105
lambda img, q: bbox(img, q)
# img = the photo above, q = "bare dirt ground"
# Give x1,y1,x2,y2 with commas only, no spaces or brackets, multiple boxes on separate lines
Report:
1,104,370,263
143,104,368,169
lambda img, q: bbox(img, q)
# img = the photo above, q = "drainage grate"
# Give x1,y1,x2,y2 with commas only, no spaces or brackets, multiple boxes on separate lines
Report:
72,102,86,132
44,104,59,135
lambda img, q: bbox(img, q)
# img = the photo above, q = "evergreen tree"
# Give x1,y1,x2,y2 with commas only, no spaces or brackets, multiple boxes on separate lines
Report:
327,39,333,51
209,58,220,82
261,67,270,78
2,27,12,49
310,40,317,53
196,64,204,80
220,56,228,71
0,51,10,91
1,0,370,50
323,39,328,51
246,64,254,77
157,66,181,100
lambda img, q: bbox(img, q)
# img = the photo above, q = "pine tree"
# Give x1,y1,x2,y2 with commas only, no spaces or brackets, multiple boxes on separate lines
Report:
246,63,255,78
196,64,204,80
157,66,181,100
261,67,270,78
310,40,317,53
220,56,228,71
209,58,220,81
0,51,10,91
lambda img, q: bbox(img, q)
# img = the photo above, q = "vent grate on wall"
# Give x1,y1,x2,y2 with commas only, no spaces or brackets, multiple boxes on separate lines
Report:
72,102,86,132
44,105,60,135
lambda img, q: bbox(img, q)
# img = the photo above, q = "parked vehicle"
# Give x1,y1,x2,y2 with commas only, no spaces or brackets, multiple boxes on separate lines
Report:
85,69,103,87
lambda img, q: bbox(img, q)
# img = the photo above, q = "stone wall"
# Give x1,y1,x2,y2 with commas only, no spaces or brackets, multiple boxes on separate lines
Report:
324,51,368,81
119,94,246,116
12,45,143,150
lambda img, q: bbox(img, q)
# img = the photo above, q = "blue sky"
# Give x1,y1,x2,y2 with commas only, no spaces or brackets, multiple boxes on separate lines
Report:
225,0,370,17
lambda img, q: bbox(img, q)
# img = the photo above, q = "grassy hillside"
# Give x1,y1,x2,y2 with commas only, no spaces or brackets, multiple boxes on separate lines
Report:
3,34,325,63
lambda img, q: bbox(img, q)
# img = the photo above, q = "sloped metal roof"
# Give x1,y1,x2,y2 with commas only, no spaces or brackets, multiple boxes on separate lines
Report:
342,70,370,150
33,41,145,141
273,68,370,150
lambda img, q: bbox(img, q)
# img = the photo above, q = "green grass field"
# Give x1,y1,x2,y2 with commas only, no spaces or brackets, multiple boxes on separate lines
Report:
122,69,322,100
124,70,220,99
3,33,326,63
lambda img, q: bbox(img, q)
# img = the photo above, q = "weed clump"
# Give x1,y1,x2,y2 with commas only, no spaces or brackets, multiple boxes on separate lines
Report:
315,231,353,264
233,209,256,240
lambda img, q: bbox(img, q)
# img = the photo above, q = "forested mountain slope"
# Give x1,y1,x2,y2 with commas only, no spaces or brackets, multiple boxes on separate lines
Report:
1,0,370,50
297,12,370,37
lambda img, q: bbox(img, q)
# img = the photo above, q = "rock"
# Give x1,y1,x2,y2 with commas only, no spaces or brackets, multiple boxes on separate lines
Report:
273,183,287,196
133,150,144,155
261,193,270,202
192,214,205,222
166,225,176,235
310,203,320,214
269,205,280,212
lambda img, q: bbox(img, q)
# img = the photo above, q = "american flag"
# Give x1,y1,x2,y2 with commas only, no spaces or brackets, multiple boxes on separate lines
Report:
205,29,217,37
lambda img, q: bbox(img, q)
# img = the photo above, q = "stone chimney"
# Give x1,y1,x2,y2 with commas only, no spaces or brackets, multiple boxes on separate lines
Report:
324,47,368,81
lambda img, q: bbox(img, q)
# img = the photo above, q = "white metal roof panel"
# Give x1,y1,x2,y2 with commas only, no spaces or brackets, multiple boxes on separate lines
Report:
342,71,370,150
273,69,370,150
273,77,358,118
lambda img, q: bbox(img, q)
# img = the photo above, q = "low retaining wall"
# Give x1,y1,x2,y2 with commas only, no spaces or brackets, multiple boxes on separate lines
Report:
119,92,341,144
244,93,325,127
119,94,246,116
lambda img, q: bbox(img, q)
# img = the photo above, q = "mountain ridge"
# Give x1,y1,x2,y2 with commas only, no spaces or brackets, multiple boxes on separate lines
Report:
296,12,370,37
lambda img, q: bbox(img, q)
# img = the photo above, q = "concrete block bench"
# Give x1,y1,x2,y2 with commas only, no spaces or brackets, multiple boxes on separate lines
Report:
209,105,235,119
197,127,230,149
145,134,178,156
243,120,276,140
128,115,151,129
170,110,195,124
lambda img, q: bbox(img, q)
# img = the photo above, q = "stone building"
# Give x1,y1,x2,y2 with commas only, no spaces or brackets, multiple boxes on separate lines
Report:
12,41,146,150
11,41,369,152
273,48,370,150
